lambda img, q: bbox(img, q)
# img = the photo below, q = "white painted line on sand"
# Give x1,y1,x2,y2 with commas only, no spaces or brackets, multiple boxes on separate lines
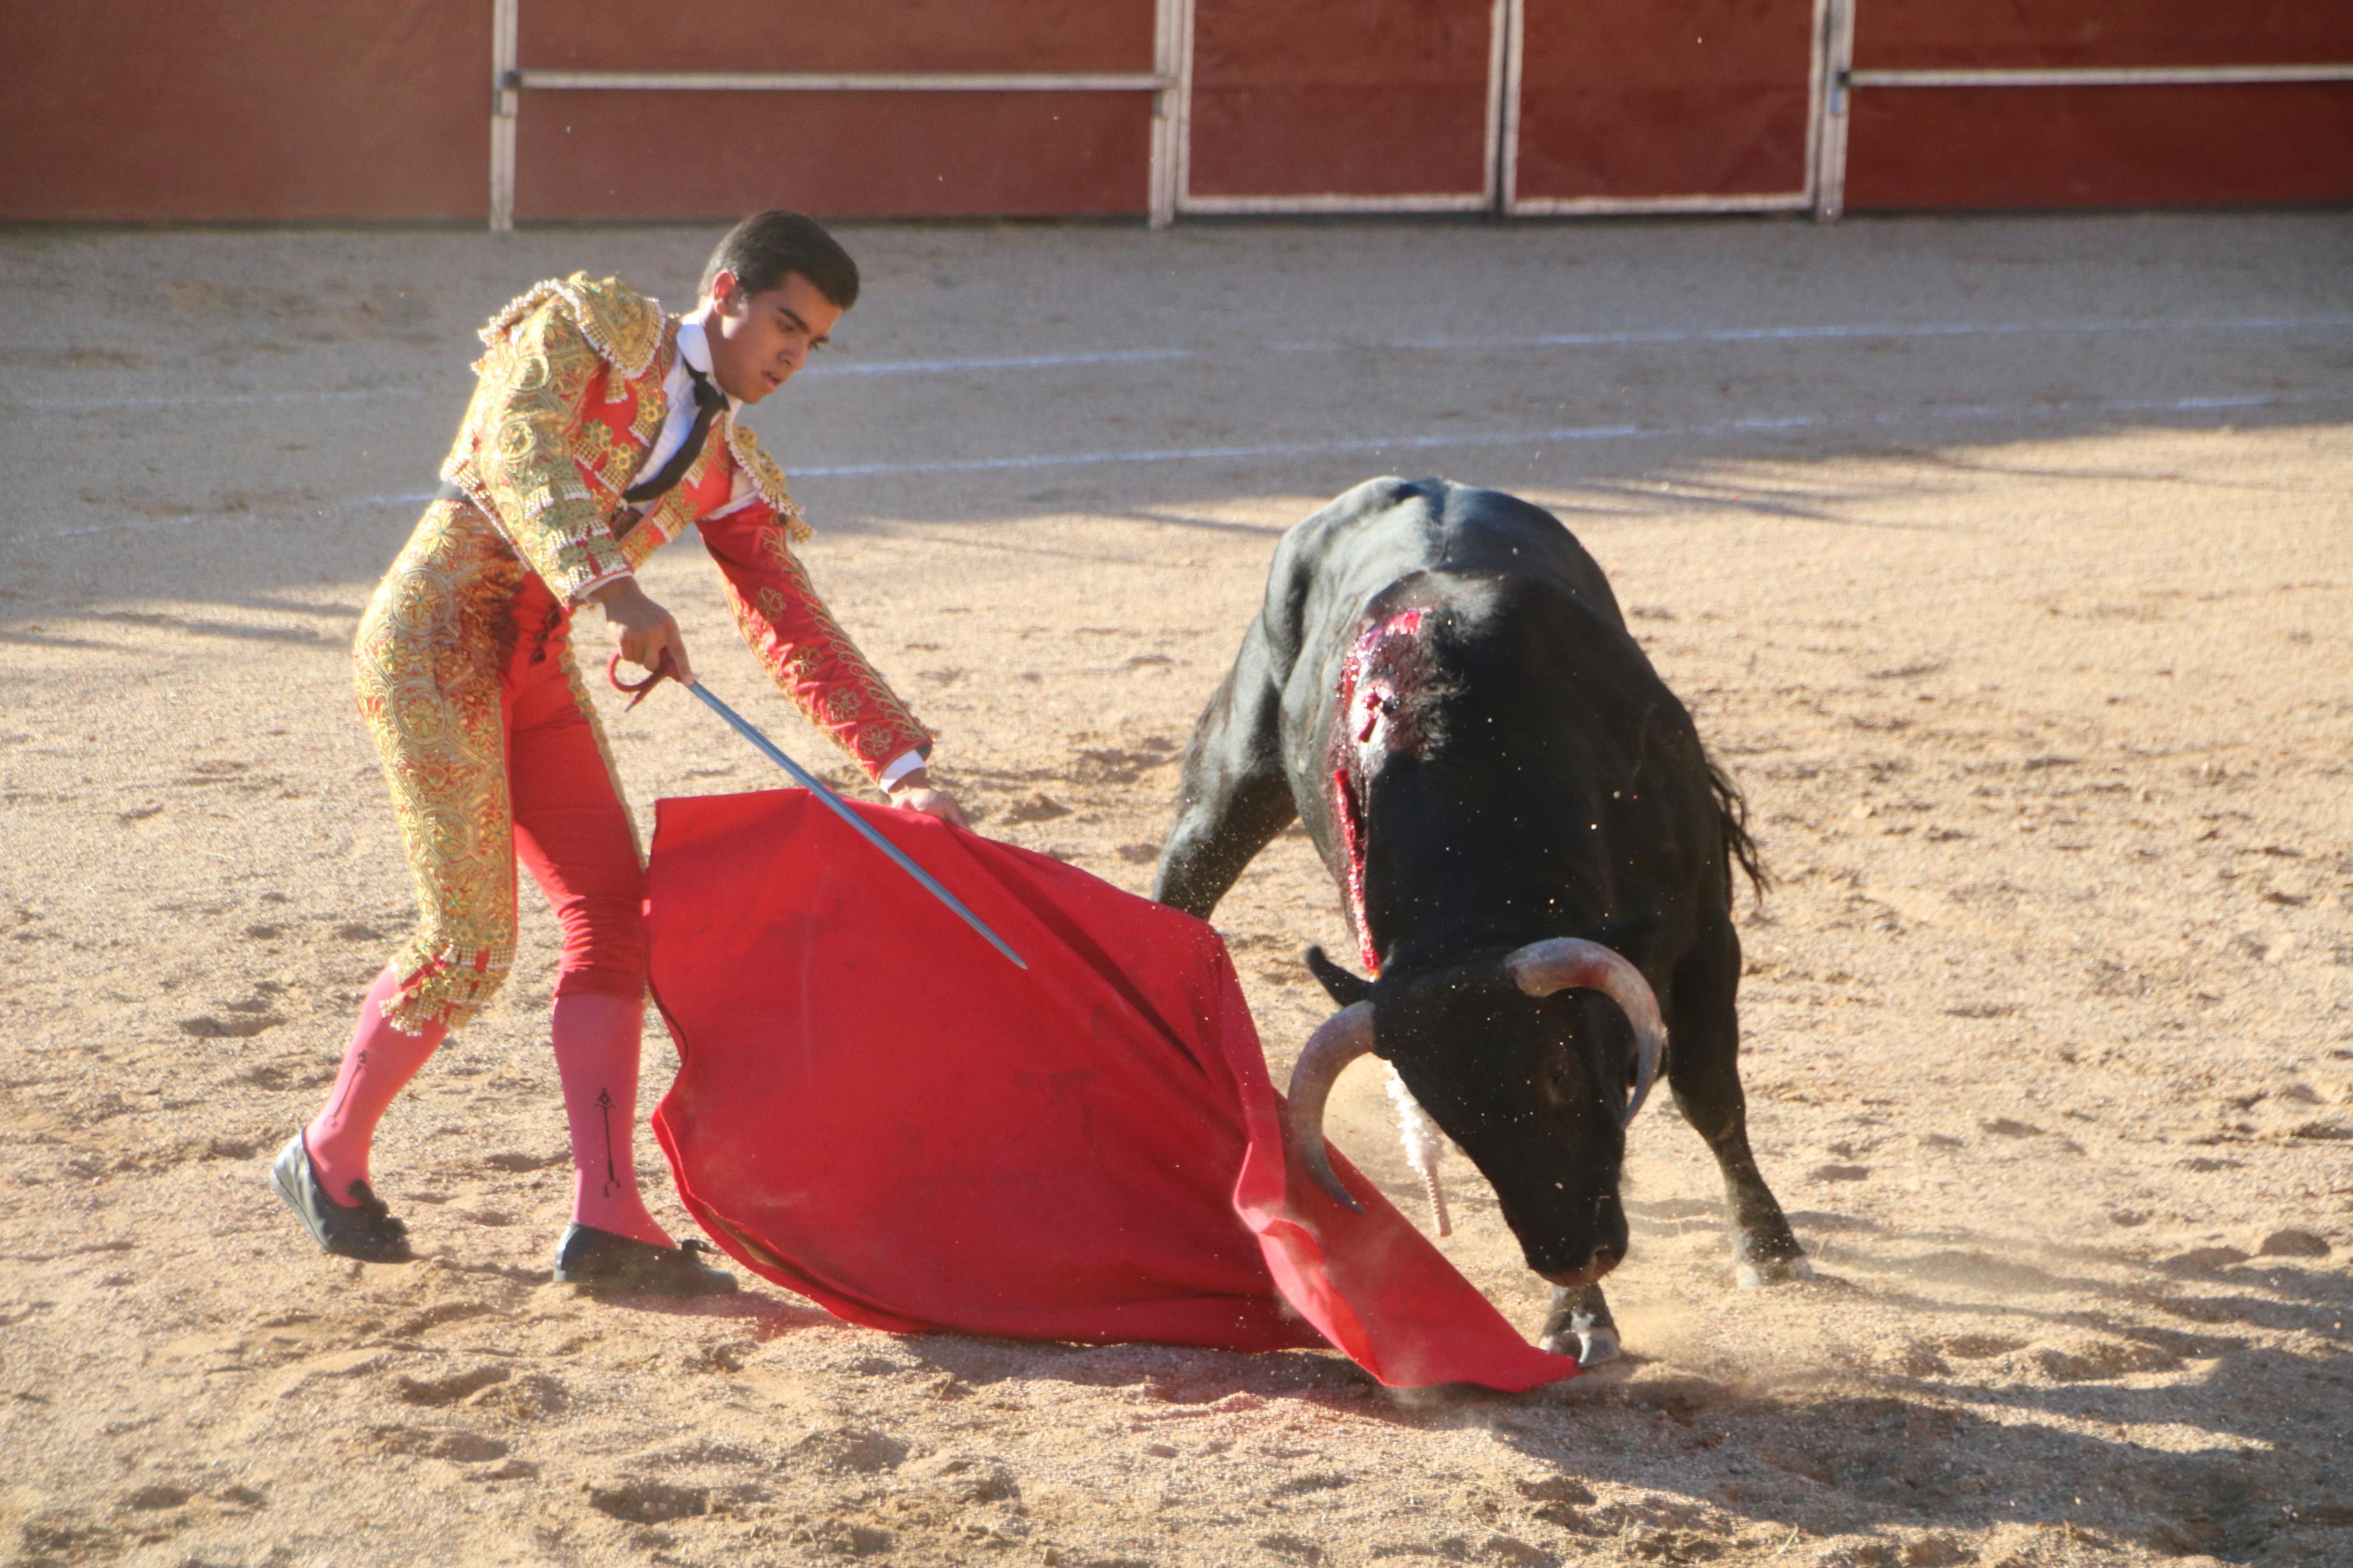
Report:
17,492,439,544
796,424,1655,478
6,390,2333,548
808,347,1197,378
788,390,2318,479
16,385,432,413
1300,314,2353,357
803,313,2353,378
6,313,2347,412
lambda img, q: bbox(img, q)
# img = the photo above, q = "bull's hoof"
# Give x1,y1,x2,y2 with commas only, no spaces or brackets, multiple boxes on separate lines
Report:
1734,1252,1813,1289
1541,1325,1621,1366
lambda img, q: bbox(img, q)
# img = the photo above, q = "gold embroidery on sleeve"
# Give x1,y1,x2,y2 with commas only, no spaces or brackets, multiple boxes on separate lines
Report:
721,525,932,780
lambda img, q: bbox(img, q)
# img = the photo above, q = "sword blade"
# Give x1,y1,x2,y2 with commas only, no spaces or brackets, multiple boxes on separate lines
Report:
680,680,1027,971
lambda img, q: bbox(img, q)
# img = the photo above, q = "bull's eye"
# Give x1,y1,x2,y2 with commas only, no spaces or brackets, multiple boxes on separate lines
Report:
1537,1043,1592,1113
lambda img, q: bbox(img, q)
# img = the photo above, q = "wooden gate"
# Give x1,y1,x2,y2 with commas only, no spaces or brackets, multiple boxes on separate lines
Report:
1506,0,1826,215
1176,0,1509,213
1175,0,1826,216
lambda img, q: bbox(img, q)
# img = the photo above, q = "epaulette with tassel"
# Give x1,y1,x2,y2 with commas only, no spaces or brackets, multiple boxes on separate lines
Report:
478,272,666,382
725,419,813,543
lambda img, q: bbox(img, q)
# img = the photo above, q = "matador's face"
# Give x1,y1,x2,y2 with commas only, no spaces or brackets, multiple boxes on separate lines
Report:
705,269,844,406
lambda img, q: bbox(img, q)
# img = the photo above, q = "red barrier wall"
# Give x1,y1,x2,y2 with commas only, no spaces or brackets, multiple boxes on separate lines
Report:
516,94,1151,221
1853,1,2353,72
1186,0,1495,200
1846,86,2353,211
1,0,490,222
519,0,1149,73
1,0,1156,223
1846,1,2353,210
7,0,2345,222
1514,0,1817,202
511,0,1156,218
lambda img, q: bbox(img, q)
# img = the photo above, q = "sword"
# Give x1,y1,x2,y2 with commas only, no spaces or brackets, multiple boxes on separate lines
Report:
611,653,1026,970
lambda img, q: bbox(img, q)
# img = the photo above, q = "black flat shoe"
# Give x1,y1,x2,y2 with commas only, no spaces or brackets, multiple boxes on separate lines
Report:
553,1222,737,1296
268,1133,412,1263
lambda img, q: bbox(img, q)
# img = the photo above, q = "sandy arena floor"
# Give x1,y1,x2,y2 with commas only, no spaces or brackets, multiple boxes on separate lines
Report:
1,212,2350,1568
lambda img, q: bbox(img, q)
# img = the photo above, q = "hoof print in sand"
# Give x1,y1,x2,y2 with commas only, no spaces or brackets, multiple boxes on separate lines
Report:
466,1372,566,1420
2028,1337,2182,1381
393,1364,510,1406
466,1459,540,1484
480,1149,567,1173
1517,1476,1602,1533
366,1424,509,1463
1003,793,1073,824
179,1012,284,1039
587,1477,708,1524
1937,1333,2028,1361
1873,1341,1953,1378
2256,1227,2330,1257
795,1425,908,1475
684,1338,755,1374
385,1302,496,1339
232,1057,336,1091
803,1518,895,1556
907,1455,1019,1505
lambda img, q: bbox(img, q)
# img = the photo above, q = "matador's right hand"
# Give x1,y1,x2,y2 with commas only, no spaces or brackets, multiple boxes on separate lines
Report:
589,577,695,685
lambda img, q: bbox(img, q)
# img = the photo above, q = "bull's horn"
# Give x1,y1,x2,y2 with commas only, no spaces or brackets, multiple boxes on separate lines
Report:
1504,938,1666,1129
1286,1001,1376,1213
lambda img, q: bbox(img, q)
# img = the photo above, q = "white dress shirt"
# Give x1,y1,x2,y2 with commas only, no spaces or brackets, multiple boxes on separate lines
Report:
634,306,758,521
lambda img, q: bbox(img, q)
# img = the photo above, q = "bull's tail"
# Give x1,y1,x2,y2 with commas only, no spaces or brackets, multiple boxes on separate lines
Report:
1705,751,1769,901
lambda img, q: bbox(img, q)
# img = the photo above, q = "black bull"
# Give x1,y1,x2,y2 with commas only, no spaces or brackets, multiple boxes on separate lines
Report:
1151,478,1807,1364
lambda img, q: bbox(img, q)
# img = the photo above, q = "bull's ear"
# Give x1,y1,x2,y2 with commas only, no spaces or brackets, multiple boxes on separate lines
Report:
1584,911,1659,953
1304,945,1374,1007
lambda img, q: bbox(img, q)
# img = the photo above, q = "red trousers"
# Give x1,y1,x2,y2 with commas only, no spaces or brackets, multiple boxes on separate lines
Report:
504,576,645,1001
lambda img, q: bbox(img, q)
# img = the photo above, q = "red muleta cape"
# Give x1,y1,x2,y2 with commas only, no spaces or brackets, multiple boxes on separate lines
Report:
647,790,1575,1392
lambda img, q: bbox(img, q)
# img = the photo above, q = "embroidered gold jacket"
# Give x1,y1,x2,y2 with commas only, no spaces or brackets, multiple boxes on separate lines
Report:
435,272,931,780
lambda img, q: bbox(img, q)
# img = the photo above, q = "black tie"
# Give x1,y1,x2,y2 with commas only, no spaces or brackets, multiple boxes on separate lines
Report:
623,365,727,504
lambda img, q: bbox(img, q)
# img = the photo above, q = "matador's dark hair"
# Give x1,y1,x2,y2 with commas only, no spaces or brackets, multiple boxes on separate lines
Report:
702,209,860,311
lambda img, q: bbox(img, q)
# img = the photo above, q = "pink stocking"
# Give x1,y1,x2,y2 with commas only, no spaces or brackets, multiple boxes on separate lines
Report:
306,968,448,1206
552,991,673,1247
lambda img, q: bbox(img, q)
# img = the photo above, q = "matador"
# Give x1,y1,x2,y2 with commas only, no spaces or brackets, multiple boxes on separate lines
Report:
271,211,963,1293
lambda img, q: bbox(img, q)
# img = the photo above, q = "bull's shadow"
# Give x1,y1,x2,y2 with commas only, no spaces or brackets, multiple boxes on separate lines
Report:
1460,1207,2353,1566
1489,1367,2330,1564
